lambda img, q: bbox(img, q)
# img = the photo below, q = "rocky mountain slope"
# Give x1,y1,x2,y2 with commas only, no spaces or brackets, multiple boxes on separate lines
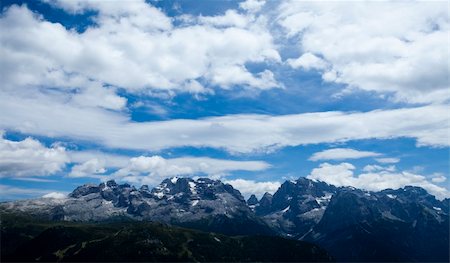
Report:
252,178,338,238
249,178,449,262
1,176,449,262
0,177,273,236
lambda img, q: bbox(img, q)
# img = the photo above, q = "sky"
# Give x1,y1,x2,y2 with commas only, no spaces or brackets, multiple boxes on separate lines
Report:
0,0,449,200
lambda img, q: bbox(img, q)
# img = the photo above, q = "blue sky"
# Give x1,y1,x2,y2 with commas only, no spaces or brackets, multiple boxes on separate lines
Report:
0,0,448,200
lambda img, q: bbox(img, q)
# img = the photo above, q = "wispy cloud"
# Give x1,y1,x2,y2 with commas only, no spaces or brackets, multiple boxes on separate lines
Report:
375,158,400,164
0,94,448,153
309,148,381,161
13,177,59,183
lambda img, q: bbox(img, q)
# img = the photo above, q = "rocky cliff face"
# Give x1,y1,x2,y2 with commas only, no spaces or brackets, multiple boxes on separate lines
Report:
303,186,449,261
253,178,338,238
0,177,273,236
243,177,449,262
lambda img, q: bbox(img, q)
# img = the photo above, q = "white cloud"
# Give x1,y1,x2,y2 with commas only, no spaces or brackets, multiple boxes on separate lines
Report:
287,53,327,71
0,131,69,177
69,158,107,178
112,155,271,186
363,164,396,173
309,148,381,161
307,162,450,200
42,192,67,199
68,151,130,168
0,2,280,101
13,177,58,183
431,174,447,183
0,92,447,153
224,179,280,199
199,10,250,28
375,157,400,164
279,1,450,104
46,0,173,31
0,184,65,200
239,0,266,13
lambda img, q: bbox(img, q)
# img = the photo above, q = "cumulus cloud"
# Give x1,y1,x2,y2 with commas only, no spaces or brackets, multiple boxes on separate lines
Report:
279,1,449,104
309,148,381,161
69,158,107,178
239,0,266,13
112,155,271,186
0,2,280,102
224,179,281,199
0,131,69,177
287,53,328,71
307,163,450,200
199,10,251,28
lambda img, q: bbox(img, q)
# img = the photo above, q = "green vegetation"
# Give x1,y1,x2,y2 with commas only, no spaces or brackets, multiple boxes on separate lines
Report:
1,212,332,262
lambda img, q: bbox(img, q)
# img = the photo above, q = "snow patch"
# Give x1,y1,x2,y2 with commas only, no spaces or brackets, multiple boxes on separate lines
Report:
188,181,197,194
170,177,179,184
191,200,199,206
154,192,164,199
281,205,290,213
387,194,397,199
433,206,442,211
316,193,332,206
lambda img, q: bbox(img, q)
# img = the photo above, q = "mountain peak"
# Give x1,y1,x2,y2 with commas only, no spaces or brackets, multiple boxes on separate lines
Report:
106,180,118,187
151,177,245,203
69,183,101,198
247,194,259,206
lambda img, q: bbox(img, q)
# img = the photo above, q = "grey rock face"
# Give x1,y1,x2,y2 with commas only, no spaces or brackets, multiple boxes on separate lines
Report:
256,178,337,238
255,192,273,214
247,195,258,206
0,177,270,235
303,186,449,262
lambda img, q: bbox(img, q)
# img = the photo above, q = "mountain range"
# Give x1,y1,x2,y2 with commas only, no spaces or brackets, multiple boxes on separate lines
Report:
1,176,449,262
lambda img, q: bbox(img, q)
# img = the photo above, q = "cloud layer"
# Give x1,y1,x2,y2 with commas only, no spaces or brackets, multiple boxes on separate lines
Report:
112,155,271,185
1,93,447,153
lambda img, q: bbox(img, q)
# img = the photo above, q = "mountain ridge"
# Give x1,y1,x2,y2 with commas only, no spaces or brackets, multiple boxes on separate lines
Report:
1,176,448,262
